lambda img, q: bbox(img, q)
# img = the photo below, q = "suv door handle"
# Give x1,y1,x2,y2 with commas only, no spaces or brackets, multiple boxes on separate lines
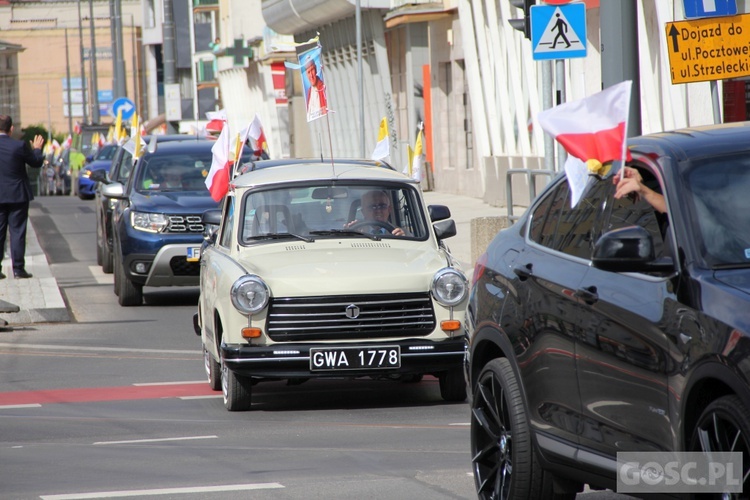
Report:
513,263,532,281
575,286,598,305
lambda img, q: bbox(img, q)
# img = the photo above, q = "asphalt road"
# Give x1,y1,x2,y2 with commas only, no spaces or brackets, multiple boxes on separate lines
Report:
0,195,633,500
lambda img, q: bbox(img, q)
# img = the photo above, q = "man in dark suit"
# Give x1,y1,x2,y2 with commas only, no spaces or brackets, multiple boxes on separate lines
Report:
0,115,45,279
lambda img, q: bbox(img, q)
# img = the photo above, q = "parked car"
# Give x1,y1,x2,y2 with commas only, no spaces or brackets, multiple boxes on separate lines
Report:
78,144,118,200
465,122,750,498
92,135,198,274
101,139,252,306
195,158,469,411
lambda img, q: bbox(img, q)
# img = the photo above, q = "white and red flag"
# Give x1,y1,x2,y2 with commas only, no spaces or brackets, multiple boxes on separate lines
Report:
247,114,267,156
205,124,231,201
537,80,632,175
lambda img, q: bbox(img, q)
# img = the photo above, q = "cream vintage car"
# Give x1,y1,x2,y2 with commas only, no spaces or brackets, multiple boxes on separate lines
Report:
194,158,469,411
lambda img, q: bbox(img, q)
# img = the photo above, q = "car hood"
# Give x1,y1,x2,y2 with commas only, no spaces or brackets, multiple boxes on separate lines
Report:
130,191,219,213
236,241,450,297
714,269,750,296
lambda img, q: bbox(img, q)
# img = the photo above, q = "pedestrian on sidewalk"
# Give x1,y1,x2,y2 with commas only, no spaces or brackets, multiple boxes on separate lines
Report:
0,114,44,279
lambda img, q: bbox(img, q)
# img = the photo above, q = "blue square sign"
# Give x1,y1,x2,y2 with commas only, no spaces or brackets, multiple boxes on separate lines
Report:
683,0,737,19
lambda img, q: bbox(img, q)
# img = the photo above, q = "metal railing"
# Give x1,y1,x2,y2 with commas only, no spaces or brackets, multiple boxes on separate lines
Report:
505,168,555,222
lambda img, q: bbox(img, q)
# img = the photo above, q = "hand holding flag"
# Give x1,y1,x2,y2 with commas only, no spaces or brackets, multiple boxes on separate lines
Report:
537,80,633,206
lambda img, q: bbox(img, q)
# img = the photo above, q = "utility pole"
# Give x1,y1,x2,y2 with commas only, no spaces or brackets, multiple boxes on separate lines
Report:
356,0,364,157
162,0,178,132
77,0,89,125
600,0,641,137
89,0,100,123
64,28,73,137
113,0,127,98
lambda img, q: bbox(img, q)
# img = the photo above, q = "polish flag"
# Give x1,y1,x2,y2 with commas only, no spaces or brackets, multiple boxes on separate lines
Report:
537,80,633,172
205,124,231,201
247,114,267,156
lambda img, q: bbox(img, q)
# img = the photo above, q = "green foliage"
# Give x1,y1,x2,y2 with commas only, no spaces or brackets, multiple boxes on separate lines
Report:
20,123,49,143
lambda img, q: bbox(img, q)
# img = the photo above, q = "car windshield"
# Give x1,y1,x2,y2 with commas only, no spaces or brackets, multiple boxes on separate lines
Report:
683,154,750,268
136,153,212,192
239,183,428,242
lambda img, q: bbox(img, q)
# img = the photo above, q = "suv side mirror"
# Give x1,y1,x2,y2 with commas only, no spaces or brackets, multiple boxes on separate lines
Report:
202,209,222,243
592,226,673,273
434,219,456,240
101,182,126,200
90,169,109,184
428,204,451,222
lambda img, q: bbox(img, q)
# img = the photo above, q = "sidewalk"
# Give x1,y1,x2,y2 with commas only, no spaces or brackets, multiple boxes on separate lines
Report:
0,220,69,325
0,191,509,326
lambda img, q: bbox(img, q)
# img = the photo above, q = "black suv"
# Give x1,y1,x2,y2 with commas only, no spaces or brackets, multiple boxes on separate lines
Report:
101,139,251,306
466,122,750,498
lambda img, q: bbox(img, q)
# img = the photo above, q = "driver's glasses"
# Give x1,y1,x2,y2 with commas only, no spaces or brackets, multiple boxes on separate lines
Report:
368,203,389,211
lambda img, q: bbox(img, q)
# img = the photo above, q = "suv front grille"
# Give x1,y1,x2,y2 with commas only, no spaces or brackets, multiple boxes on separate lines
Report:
266,293,436,342
166,215,204,233
170,256,200,276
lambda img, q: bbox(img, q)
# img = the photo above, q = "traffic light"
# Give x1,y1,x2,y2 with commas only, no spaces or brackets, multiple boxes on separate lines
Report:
508,0,534,39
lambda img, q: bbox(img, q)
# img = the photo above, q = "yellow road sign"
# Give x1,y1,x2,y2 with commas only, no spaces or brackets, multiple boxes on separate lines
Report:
666,13,750,84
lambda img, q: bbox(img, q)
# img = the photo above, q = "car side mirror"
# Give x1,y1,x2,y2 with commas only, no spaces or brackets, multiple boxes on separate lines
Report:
592,226,673,273
434,219,456,240
428,204,451,222
101,182,126,200
202,209,222,243
90,169,109,184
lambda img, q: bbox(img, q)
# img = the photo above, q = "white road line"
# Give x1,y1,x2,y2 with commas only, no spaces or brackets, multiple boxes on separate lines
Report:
449,422,470,426
93,435,218,446
179,395,223,400
0,403,42,409
0,343,197,355
133,381,206,386
40,482,285,499
88,265,113,285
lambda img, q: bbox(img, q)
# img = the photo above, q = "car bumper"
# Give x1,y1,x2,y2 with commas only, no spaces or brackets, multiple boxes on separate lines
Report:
221,337,466,379
123,243,202,287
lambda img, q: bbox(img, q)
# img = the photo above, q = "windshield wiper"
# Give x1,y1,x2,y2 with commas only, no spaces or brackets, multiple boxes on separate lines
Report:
246,232,314,243
309,229,381,241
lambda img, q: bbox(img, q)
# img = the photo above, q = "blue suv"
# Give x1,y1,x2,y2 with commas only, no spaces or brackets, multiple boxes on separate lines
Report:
103,139,249,306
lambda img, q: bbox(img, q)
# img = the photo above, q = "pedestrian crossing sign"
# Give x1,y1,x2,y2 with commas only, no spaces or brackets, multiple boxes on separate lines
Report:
530,3,587,61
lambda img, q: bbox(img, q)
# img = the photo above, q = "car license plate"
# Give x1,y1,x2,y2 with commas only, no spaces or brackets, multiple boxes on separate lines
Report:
310,346,400,371
186,246,201,262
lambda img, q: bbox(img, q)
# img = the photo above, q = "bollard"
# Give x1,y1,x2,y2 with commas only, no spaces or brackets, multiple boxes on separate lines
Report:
470,216,511,268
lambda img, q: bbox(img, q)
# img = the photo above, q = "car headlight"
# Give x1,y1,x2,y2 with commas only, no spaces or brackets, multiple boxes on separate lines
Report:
431,267,468,307
231,275,270,315
81,169,92,179
130,211,168,233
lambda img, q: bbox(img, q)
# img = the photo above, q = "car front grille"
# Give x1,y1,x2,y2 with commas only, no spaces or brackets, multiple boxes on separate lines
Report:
266,293,436,342
169,256,200,276
166,215,204,233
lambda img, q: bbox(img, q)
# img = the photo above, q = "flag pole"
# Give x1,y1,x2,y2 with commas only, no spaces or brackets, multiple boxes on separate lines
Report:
619,80,633,181
325,113,335,175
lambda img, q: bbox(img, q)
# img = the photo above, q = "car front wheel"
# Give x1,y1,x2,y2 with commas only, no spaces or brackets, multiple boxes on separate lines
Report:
689,394,750,496
471,358,550,500
439,366,466,402
221,358,252,411
115,249,143,306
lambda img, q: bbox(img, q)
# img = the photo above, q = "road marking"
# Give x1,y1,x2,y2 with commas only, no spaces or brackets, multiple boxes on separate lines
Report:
0,343,197,354
0,382,215,407
0,403,42,409
40,482,285,499
449,422,470,426
93,435,218,445
88,265,113,284
133,380,205,386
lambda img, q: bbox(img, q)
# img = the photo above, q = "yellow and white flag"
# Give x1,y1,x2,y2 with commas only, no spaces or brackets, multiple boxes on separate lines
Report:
410,127,425,181
113,109,123,144
370,117,389,161
131,112,142,159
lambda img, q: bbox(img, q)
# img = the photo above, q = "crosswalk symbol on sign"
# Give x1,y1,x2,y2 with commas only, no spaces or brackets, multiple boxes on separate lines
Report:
530,3,587,61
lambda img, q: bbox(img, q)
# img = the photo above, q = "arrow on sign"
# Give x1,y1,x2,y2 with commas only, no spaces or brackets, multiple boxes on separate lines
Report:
668,24,680,52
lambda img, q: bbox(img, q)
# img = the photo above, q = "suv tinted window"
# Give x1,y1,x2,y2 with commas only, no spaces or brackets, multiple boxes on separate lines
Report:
529,181,569,249
557,180,610,259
